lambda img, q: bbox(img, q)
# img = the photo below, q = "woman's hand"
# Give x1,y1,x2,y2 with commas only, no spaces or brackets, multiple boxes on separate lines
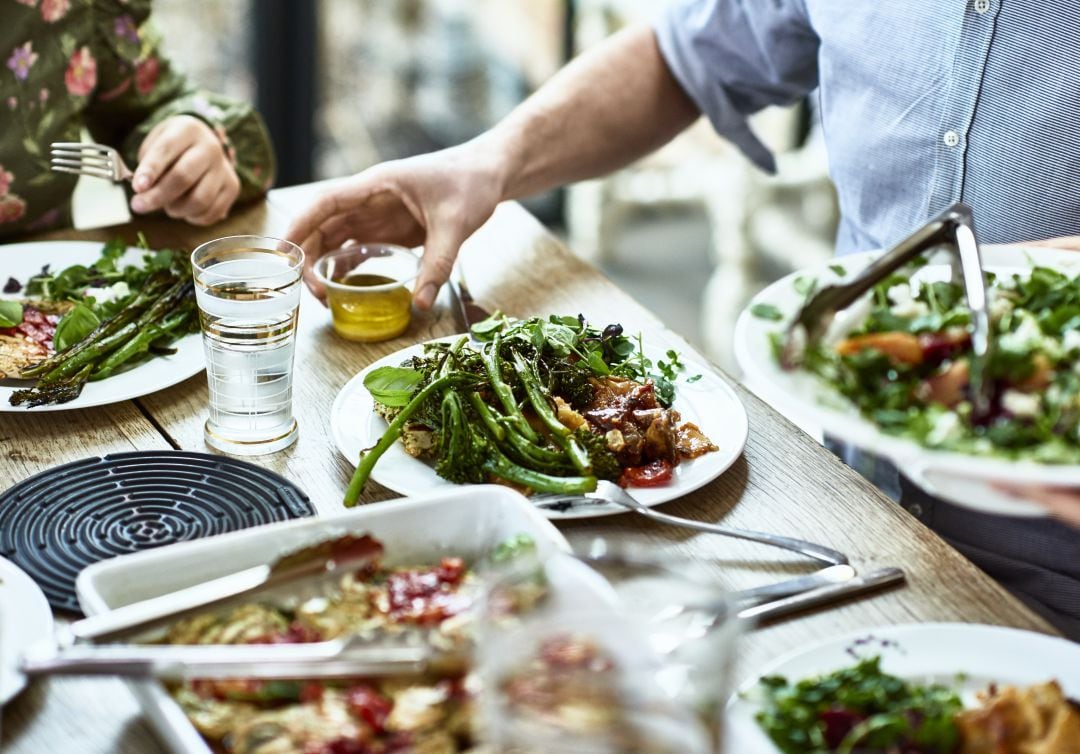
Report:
284,142,506,309
130,115,240,226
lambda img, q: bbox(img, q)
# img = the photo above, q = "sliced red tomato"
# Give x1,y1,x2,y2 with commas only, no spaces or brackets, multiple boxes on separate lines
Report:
346,684,394,731
619,459,674,488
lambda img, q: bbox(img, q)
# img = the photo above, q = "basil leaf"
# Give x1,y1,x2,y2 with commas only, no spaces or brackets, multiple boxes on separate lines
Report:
364,365,425,407
53,303,100,351
0,300,23,328
750,303,784,321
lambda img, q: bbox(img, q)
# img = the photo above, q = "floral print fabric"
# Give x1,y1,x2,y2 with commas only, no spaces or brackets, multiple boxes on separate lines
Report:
1,0,275,237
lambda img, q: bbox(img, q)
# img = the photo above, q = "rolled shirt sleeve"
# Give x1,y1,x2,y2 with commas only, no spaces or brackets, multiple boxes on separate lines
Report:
654,0,820,173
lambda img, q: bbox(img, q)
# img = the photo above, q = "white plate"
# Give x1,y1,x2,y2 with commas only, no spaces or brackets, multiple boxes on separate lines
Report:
0,240,203,412
734,245,1080,517
77,485,572,754
330,336,749,519
0,556,53,705
726,622,1080,754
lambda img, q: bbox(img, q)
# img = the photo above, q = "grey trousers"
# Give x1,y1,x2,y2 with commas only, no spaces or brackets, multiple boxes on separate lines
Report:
827,441,1080,641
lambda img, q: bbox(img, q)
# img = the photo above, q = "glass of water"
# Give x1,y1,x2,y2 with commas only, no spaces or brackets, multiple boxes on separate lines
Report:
476,539,740,754
191,235,304,456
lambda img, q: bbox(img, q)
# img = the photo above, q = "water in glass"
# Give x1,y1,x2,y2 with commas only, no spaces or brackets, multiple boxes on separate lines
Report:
192,237,303,455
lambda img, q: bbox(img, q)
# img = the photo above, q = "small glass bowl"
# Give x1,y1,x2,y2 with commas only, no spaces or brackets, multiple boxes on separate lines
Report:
313,244,420,342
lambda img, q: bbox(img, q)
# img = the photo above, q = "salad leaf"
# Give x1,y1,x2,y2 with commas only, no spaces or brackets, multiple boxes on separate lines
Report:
755,656,963,754
364,365,425,407
53,303,101,352
751,303,784,321
0,300,23,328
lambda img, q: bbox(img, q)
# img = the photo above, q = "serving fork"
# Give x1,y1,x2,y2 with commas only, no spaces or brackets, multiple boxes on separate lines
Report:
780,202,994,419
534,480,849,566
50,142,133,183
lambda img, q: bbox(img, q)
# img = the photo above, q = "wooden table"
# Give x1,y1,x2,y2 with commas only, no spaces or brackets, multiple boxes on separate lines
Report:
0,184,1056,753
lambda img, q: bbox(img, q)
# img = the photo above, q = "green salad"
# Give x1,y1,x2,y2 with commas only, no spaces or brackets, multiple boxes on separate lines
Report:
2,238,197,407
754,656,963,754
768,258,1080,463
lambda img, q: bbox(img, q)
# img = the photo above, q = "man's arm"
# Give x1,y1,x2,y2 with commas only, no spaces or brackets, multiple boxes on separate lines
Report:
488,25,701,201
286,25,700,308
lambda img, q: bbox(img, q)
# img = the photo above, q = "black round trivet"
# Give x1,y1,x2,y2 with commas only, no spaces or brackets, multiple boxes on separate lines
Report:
0,450,315,613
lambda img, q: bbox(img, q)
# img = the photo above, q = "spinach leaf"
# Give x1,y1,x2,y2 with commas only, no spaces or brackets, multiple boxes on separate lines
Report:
53,303,101,352
0,300,23,328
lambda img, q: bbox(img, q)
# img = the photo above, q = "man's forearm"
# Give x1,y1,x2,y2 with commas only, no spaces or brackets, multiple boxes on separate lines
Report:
481,25,701,201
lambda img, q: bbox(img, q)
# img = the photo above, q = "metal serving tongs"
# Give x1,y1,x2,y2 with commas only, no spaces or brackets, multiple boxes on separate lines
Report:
20,534,438,681
781,202,994,420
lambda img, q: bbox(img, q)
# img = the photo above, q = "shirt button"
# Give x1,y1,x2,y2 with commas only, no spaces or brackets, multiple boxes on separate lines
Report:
907,503,924,518
943,130,960,147
973,0,991,13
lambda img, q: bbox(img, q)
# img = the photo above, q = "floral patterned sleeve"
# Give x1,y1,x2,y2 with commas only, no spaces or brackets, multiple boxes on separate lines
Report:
83,0,275,201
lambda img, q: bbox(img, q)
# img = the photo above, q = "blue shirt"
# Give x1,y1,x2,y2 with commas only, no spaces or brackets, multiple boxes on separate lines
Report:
656,0,1080,639
655,0,1080,254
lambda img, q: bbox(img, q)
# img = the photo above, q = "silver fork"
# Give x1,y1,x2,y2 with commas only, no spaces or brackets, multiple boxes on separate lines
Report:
534,480,849,566
50,142,133,183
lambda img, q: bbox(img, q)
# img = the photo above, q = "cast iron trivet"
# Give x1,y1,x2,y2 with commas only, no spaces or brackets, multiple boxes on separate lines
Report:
0,450,315,613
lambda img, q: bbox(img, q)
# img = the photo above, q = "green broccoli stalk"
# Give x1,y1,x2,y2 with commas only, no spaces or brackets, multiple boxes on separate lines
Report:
437,385,596,494
345,373,477,506
482,334,540,443
435,391,487,485
510,351,592,475
467,391,507,442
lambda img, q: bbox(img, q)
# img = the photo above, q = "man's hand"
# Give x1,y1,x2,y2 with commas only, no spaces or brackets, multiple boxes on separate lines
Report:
1023,237,1080,250
130,115,241,226
284,143,505,310
997,484,1080,528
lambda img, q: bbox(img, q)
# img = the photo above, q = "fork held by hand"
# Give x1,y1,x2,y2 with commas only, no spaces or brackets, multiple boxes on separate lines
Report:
50,142,133,183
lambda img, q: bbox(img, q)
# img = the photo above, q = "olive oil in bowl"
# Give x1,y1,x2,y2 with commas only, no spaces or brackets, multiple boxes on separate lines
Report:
315,245,419,342
328,272,413,341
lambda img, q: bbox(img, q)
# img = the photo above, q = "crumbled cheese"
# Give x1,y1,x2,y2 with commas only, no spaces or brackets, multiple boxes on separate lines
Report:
999,314,1046,352
926,411,962,446
988,290,1014,320
887,284,914,305
1001,389,1040,418
84,281,130,304
890,300,930,319
1064,329,1080,354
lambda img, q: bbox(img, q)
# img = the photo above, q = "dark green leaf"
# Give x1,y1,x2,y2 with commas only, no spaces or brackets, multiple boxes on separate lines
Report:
586,349,611,375
828,264,846,276
686,374,703,383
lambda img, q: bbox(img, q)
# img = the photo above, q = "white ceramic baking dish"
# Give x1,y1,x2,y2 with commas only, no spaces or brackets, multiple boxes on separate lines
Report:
76,485,570,754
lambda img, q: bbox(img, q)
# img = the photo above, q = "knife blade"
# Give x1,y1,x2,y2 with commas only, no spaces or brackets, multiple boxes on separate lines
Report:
446,267,491,337
738,567,906,625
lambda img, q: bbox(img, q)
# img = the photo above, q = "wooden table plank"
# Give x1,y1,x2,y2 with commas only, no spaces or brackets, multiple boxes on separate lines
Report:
0,186,1057,754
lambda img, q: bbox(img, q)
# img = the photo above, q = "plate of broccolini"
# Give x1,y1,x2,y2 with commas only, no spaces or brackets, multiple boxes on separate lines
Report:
0,240,202,411
331,314,748,517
